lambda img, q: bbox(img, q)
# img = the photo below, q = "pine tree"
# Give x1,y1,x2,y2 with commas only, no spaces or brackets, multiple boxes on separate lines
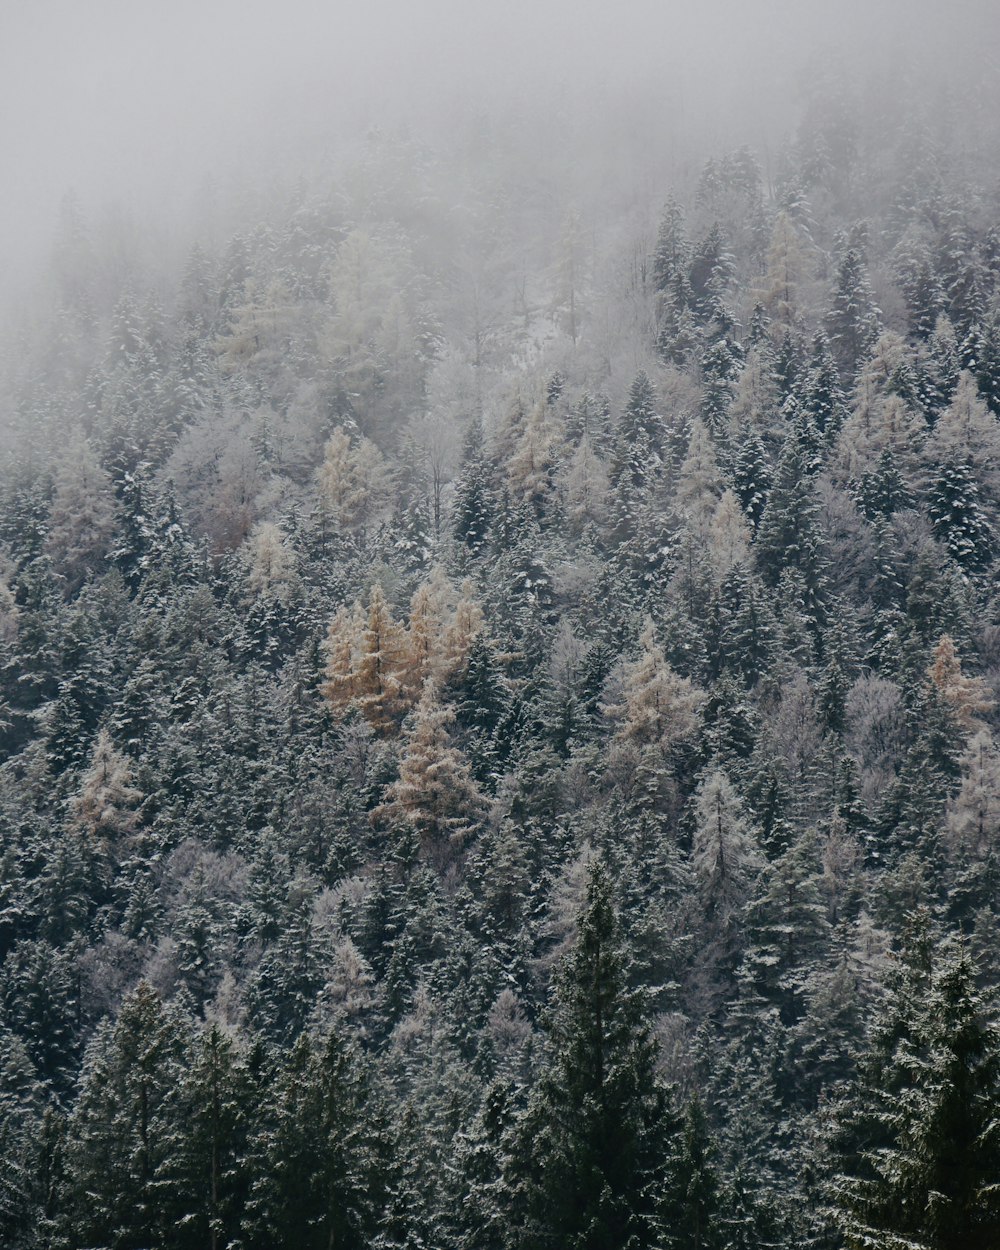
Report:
829,944,1000,1250
826,246,880,378
755,429,826,592
929,460,994,570
507,861,677,1250
246,1030,386,1250
59,982,189,1249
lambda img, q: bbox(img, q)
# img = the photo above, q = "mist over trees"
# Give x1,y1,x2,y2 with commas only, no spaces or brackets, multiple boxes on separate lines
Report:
2,3,1000,1247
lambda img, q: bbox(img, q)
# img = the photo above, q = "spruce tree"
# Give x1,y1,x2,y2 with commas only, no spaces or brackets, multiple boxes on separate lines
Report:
508,861,676,1250
829,943,1000,1250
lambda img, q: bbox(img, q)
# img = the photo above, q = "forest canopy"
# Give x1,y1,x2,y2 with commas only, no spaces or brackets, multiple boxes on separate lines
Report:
2,7,1000,1248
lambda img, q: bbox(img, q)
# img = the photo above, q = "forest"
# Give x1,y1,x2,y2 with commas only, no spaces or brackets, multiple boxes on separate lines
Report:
2,15,1000,1249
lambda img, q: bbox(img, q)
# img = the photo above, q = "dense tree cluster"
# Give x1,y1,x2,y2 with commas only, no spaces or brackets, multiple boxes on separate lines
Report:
2,58,1000,1250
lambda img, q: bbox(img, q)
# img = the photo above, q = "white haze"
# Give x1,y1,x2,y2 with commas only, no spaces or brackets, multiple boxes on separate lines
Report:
2,0,999,302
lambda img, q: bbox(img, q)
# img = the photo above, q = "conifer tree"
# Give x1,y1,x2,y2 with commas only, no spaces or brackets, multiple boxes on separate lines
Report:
246,1030,386,1250
59,982,189,1249
508,861,676,1250
829,945,1000,1250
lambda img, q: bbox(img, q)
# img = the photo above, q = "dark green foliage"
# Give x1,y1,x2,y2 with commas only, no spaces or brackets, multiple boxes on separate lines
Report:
508,862,677,1250
829,941,1000,1250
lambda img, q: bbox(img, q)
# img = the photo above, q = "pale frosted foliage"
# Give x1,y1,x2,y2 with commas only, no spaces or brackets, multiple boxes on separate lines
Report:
205,970,246,1032
691,768,761,921
760,211,810,331
947,729,1000,858
855,331,913,400
441,584,485,681
378,683,486,856
317,427,393,536
539,844,596,970
71,729,142,839
315,936,376,1025
406,570,484,692
821,815,862,925
320,599,366,714
404,566,455,693
675,417,723,535
325,229,408,359
707,489,752,577
216,277,304,375
834,392,923,482
245,521,297,600
844,675,907,774
924,370,1000,500
45,434,117,586
487,987,532,1054
549,618,586,692
0,567,18,643
765,671,824,798
607,619,704,750
404,408,460,534
559,436,609,534
928,634,994,732
727,346,780,434
553,208,586,344
507,402,556,509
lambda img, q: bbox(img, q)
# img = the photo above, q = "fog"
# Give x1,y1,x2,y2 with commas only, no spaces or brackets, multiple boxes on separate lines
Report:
2,0,998,304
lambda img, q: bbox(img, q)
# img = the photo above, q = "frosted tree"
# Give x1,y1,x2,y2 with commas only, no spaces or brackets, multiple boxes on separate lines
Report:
320,586,410,734
928,635,994,735
606,619,704,752
826,245,880,377
692,767,762,937
760,211,811,333
316,427,394,543
558,436,610,536
946,729,1000,860
319,600,366,717
707,489,753,579
44,434,118,592
378,683,486,862
349,586,410,736
403,566,455,696
507,402,556,515
440,583,485,683
924,370,1000,505
675,417,724,537
244,521,298,601
70,728,143,842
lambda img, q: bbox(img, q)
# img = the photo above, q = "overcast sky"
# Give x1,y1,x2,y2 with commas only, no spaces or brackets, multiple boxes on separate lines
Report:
2,0,998,298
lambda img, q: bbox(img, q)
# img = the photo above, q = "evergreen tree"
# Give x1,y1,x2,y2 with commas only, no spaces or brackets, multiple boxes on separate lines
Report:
246,1030,386,1249
59,982,189,1249
829,944,1000,1250
507,861,677,1250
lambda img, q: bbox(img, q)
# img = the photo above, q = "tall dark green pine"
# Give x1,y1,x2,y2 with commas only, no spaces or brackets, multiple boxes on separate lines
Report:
802,331,848,440
826,247,879,379
829,943,1000,1250
159,1023,261,1250
245,1030,385,1250
929,460,994,570
754,429,825,595
663,1094,725,1250
507,860,676,1250
58,982,188,1250
620,372,664,454
731,428,771,531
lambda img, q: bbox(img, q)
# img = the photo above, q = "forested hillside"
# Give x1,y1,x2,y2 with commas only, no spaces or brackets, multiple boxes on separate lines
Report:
3,48,1000,1250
